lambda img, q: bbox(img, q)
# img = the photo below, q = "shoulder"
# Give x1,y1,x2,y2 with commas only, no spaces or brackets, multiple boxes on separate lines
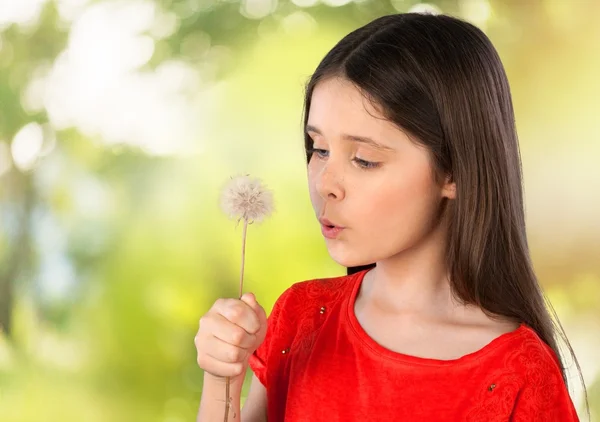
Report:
273,271,357,313
264,272,357,340
475,324,567,398
254,272,357,360
507,326,579,420
467,325,578,421
510,325,564,382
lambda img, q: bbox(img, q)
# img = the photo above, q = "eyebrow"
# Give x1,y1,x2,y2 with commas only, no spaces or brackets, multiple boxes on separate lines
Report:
305,124,395,152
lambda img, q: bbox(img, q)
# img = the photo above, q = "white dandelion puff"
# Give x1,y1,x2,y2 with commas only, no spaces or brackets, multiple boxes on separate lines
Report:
220,175,274,224
218,174,274,422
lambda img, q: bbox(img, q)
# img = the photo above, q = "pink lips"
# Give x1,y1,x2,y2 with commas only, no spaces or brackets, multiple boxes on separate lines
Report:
319,217,345,239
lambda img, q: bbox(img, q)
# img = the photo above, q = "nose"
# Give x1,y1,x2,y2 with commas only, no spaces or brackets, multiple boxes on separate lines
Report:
316,160,345,201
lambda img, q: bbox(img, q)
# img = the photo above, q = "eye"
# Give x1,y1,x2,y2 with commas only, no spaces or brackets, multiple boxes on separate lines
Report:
306,148,329,159
353,157,380,169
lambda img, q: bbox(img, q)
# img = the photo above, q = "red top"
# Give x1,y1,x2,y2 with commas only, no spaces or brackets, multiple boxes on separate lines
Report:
249,269,580,421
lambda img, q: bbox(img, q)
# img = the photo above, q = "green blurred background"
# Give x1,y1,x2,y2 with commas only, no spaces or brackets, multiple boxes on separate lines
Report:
0,0,598,420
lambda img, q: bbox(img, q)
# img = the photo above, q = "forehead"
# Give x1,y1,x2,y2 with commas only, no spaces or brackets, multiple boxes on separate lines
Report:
307,78,399,136
309,77,385,122
308,77,410,146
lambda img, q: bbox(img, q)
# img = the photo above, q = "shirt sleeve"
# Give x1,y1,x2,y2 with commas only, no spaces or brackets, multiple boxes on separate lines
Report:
248,285,296,387
511,349,580,421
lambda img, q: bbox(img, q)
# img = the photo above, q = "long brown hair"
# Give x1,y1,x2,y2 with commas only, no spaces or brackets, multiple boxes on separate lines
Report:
302,12,587,411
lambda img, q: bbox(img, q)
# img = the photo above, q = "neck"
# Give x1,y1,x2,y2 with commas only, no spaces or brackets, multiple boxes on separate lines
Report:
364,221,461,320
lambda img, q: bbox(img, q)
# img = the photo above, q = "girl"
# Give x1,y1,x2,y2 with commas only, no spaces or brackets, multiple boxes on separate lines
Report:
195,12,585,421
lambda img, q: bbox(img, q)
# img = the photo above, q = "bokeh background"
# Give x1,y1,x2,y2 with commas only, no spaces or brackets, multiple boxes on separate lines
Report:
0,0,598,420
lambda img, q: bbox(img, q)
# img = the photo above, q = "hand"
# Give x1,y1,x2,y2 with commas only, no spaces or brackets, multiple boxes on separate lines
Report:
194,293,268,381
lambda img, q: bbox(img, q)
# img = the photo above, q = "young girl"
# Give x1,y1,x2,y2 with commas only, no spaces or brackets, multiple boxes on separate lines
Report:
195,12,585,421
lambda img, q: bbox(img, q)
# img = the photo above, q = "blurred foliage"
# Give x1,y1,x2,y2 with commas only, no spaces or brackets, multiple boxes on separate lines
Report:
0,0,599,420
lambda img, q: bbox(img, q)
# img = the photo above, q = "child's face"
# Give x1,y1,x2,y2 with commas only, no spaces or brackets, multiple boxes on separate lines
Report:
306,77,455,267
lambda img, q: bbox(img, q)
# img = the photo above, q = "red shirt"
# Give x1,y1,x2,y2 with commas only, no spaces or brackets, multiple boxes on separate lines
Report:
249,269,580,421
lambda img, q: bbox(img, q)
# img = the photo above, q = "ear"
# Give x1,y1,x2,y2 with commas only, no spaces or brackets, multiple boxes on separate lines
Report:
441,175,456,199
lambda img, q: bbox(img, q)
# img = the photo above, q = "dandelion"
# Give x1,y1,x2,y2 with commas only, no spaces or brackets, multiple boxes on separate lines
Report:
220,174,274,298
221,174,274,226
219,174,274,421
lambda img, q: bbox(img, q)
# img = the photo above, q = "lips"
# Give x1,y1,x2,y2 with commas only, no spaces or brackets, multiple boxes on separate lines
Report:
318,217,345,239
318,217,344,229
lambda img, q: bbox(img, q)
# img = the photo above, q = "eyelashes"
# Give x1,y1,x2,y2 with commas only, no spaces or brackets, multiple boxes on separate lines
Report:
306,148,381,169
306,147,328,159
353,157,380,169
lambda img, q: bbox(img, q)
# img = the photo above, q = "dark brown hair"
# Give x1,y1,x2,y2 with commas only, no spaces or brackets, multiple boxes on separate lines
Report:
302,12,586,411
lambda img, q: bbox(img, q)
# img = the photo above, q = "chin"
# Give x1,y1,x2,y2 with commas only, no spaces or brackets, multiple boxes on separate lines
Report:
326,244,378,269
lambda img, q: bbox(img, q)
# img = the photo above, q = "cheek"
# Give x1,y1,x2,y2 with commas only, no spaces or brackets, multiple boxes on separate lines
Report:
362,171,440,233
307,163,322,208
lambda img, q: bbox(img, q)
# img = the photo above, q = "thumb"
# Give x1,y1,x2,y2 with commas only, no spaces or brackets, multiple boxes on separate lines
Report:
240,292,267,323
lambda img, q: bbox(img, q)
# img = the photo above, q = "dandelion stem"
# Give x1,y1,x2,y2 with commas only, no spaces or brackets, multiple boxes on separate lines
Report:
224,217,249,421
224,378,230,421
239,218,248,299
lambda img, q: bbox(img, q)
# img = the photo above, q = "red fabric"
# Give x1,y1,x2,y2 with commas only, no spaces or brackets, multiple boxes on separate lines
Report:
249,269,580,421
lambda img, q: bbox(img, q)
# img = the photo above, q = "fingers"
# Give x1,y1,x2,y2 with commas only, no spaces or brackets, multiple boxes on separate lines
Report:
205,334,251,364
196,350,246,378
212,297,261,335
195,294,268,380
200,312,257,349
240,293,267,325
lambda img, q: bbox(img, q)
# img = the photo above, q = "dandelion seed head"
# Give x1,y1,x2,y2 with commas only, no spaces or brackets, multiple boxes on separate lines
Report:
220,175,274,223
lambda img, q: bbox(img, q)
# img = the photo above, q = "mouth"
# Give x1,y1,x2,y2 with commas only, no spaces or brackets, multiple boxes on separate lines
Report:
319,217,345,239
319,217,343,227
